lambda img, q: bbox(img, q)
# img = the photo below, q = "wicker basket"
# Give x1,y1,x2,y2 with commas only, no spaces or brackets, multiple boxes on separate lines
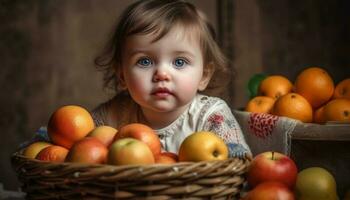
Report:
11,152,251,200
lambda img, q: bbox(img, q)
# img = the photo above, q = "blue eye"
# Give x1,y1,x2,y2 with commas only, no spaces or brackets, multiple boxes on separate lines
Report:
173,58,187,68
137,58,152,67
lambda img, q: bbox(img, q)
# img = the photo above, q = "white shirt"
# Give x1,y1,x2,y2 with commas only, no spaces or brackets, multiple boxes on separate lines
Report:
92,93,251,157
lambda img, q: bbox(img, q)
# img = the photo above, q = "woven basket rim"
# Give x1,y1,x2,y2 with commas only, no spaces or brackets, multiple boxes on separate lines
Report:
12,151,252,169
11,151,252,199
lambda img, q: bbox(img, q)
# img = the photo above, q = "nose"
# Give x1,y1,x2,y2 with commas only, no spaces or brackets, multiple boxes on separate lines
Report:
152,67,171,82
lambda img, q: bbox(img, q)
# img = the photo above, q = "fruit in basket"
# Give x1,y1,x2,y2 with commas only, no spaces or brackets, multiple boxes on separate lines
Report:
48,105,95,149
244,181,294,200
36,145,69,162
294,67,334,108
115,123,161,157
155,152,178,164
247,73,268,98
314,105,326,123
295,167,338,200
66,137,108,164
323,98,350,122
258,75,293,99
247,151,298,189
178,131,228,162
108,138,155,165
23,141,52,159
87,125,117,147
272,93,313,123
333,78,350,100
245,96,275,114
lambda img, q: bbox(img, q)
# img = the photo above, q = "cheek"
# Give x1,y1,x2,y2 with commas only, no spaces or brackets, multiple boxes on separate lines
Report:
176,77,201,95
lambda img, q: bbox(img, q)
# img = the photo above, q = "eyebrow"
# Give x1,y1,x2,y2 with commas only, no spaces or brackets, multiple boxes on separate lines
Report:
127,50,196,59
173,51,196,59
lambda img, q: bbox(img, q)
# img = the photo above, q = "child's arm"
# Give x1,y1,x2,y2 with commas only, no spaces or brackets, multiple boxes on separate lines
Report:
202,102,251,158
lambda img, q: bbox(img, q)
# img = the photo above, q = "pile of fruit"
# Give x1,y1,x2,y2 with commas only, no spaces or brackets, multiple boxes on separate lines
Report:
243,151,339,200
22,105,230,165
245,67,350,123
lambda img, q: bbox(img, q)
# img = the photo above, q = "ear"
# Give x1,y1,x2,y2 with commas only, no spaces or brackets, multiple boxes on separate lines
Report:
198,63,215,91
116,67,127,90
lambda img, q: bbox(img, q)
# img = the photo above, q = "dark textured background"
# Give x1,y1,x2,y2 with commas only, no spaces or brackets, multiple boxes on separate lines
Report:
1,0,349,197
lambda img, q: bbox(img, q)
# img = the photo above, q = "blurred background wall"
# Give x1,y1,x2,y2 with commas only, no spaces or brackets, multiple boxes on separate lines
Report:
1,0,349,193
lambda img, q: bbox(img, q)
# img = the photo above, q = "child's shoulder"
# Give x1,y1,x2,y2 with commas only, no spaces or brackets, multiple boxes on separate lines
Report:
188,94,230,116
192,94,228,108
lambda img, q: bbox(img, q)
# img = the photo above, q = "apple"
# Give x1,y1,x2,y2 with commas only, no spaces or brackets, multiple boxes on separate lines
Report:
115,123,161,157
23,141,52,159
155,152,178,164
36,145,69,162
178,131,228,162
65,137,108,164
108,138,155,165
247,151,298,189
244,181,295,200
295,167,338,200
87,125,117,147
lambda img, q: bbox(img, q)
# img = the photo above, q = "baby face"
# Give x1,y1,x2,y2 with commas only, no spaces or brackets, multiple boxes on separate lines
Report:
121,26,208,114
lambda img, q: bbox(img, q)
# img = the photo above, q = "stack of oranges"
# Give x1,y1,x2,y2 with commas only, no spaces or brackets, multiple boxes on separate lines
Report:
245,67,350,123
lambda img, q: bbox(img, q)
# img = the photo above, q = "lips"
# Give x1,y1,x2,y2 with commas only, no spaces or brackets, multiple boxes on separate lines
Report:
151,87,173,98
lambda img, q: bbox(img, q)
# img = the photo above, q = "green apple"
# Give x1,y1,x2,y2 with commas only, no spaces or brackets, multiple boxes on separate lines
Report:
295,167,338,200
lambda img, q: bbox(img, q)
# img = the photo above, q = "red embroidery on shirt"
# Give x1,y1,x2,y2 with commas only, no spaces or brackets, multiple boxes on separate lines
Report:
248,113,279,139
208,114,224,125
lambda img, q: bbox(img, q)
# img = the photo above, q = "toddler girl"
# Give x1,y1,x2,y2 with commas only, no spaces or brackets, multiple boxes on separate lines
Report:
93,0,250,158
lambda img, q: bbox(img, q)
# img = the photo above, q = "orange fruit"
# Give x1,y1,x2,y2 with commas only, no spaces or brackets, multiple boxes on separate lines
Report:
258,75,293,99
272,93,313,123
245,96,275,114
294,67,334,108
333,78,350,100
36,145,69,162
313,105,326,124
323,99,350,122
48,105,95,149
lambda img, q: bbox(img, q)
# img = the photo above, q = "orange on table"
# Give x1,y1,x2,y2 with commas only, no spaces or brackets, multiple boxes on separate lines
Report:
48,105,95,149
323,98,350,123
294,67,334,109
258,75,293,99
313,105,326,124
23,141,52,159
272,93,313,123
36,145,69,162
245,96,275,114
333,78,350,100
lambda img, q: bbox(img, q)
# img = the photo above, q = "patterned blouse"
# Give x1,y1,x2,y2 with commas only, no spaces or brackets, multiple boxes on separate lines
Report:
92,93,251,158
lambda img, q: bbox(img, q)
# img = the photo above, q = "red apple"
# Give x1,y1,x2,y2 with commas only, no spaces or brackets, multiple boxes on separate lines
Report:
244,181,295,200
65,137,108,164
108,138,155,165
36,145,68,162
115,123,161,157
155,152,178,164
247,151,298,189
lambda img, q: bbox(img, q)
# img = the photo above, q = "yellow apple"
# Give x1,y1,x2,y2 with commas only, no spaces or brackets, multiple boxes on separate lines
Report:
178,131,228,162
108,138,155,165
87,125,117,147
295,167,338,200
23,141,53,159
